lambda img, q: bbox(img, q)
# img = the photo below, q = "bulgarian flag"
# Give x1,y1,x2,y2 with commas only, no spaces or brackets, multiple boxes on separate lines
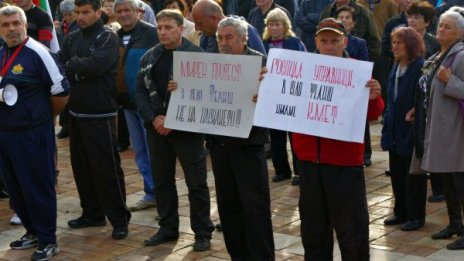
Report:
32,0,60,53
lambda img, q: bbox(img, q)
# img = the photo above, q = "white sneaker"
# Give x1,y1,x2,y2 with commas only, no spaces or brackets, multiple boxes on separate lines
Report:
10,213,22,225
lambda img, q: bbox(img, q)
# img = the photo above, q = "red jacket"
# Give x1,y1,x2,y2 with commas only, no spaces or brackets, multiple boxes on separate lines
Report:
292,96,384,166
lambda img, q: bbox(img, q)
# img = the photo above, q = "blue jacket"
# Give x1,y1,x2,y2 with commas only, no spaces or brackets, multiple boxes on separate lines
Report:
0,38,69,132
295,0,331,52
263,36,306,53
381,57,424,158
346,34,369,61
117,21,159,110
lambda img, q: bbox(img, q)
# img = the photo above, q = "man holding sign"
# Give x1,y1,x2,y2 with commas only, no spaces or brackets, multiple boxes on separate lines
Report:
209,17,274,260
292,18,384,260
135,9,214,251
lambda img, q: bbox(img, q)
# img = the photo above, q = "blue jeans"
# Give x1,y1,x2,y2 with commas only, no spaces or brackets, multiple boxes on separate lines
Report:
124,109,155,201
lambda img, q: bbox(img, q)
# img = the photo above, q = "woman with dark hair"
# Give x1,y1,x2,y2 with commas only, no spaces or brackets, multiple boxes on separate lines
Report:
335,6,369,61
406,0,445,204
408,6,464,250
262,8,305,185
382,27,428,231
407,1,440,60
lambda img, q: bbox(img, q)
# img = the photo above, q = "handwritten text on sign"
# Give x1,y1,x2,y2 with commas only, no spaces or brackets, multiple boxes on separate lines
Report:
165,52,262,138
254,49,373,143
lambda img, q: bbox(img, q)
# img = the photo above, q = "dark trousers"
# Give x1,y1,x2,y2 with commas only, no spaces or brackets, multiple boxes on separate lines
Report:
0,122,57,243
69,116,130,227
441,173,464,224
363,122,372,162
147,130,213,237
430,173,444,196
389,151,427,220
210,142,275,260
58,103,69,130
270,129,299,177
117,107,130,146
299,162,369,261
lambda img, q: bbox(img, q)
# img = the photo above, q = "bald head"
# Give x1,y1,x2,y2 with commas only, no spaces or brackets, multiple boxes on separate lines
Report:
192,0,225,36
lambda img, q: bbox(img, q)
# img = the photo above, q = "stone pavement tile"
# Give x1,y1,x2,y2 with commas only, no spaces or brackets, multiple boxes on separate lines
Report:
371,236,408,249
274,232,300,250
271,208,299,218
395,244,439,257
413,237,454,249
285,256,305,261
275,249,298,260
274,220,301,236
196,256,230,261
73,250,115,260
127,245,179,259
209,249,231,260
273,196,299,206
283,241,304,256
386,230,430,243
271,214,300,228
427,248,464,261
110,254,151,261
367,194,392,205
0,249,34,261
370,248,406,260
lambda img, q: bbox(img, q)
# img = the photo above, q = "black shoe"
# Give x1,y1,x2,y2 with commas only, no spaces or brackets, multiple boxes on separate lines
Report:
193,237,210,251
432,223,464,240
384,215,407,225
56,129,69,139
112,226,128,240
428,194,445,203
117,143,130,152
68,216,107,229
446,236,464,250
385,170,391,176
144,231,179,246
364,159,372,167
291,175,300,186
10,234,38,250
401,220,424,231
272,175,291,182
215,223,223,232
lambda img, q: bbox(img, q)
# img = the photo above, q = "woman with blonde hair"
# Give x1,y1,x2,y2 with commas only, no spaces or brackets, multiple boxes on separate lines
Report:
263,7,305,185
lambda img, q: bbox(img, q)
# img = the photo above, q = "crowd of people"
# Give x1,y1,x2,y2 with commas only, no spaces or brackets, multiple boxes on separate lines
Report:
0,0,463,260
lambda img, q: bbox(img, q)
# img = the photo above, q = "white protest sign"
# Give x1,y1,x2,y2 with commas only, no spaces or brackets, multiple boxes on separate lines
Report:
165,51,262,138
254,49,373,143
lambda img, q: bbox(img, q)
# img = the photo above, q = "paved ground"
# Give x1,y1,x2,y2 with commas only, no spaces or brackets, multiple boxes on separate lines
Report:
0,122,463,260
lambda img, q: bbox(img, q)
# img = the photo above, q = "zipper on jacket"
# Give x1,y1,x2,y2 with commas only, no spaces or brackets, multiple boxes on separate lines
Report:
317,137,321,164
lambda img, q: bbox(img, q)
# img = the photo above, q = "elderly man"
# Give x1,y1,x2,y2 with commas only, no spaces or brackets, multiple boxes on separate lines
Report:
212,16,275,260
60,0,131,240
293,18,384,260
114,0,159,212
0,5,69,260
192,0,265,54
135,9,214,251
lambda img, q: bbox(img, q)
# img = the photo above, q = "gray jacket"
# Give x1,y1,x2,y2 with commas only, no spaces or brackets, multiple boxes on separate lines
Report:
421,42,464,173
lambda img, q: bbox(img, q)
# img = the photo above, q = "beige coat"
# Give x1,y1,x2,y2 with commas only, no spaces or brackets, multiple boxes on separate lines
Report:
421,42,464,173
